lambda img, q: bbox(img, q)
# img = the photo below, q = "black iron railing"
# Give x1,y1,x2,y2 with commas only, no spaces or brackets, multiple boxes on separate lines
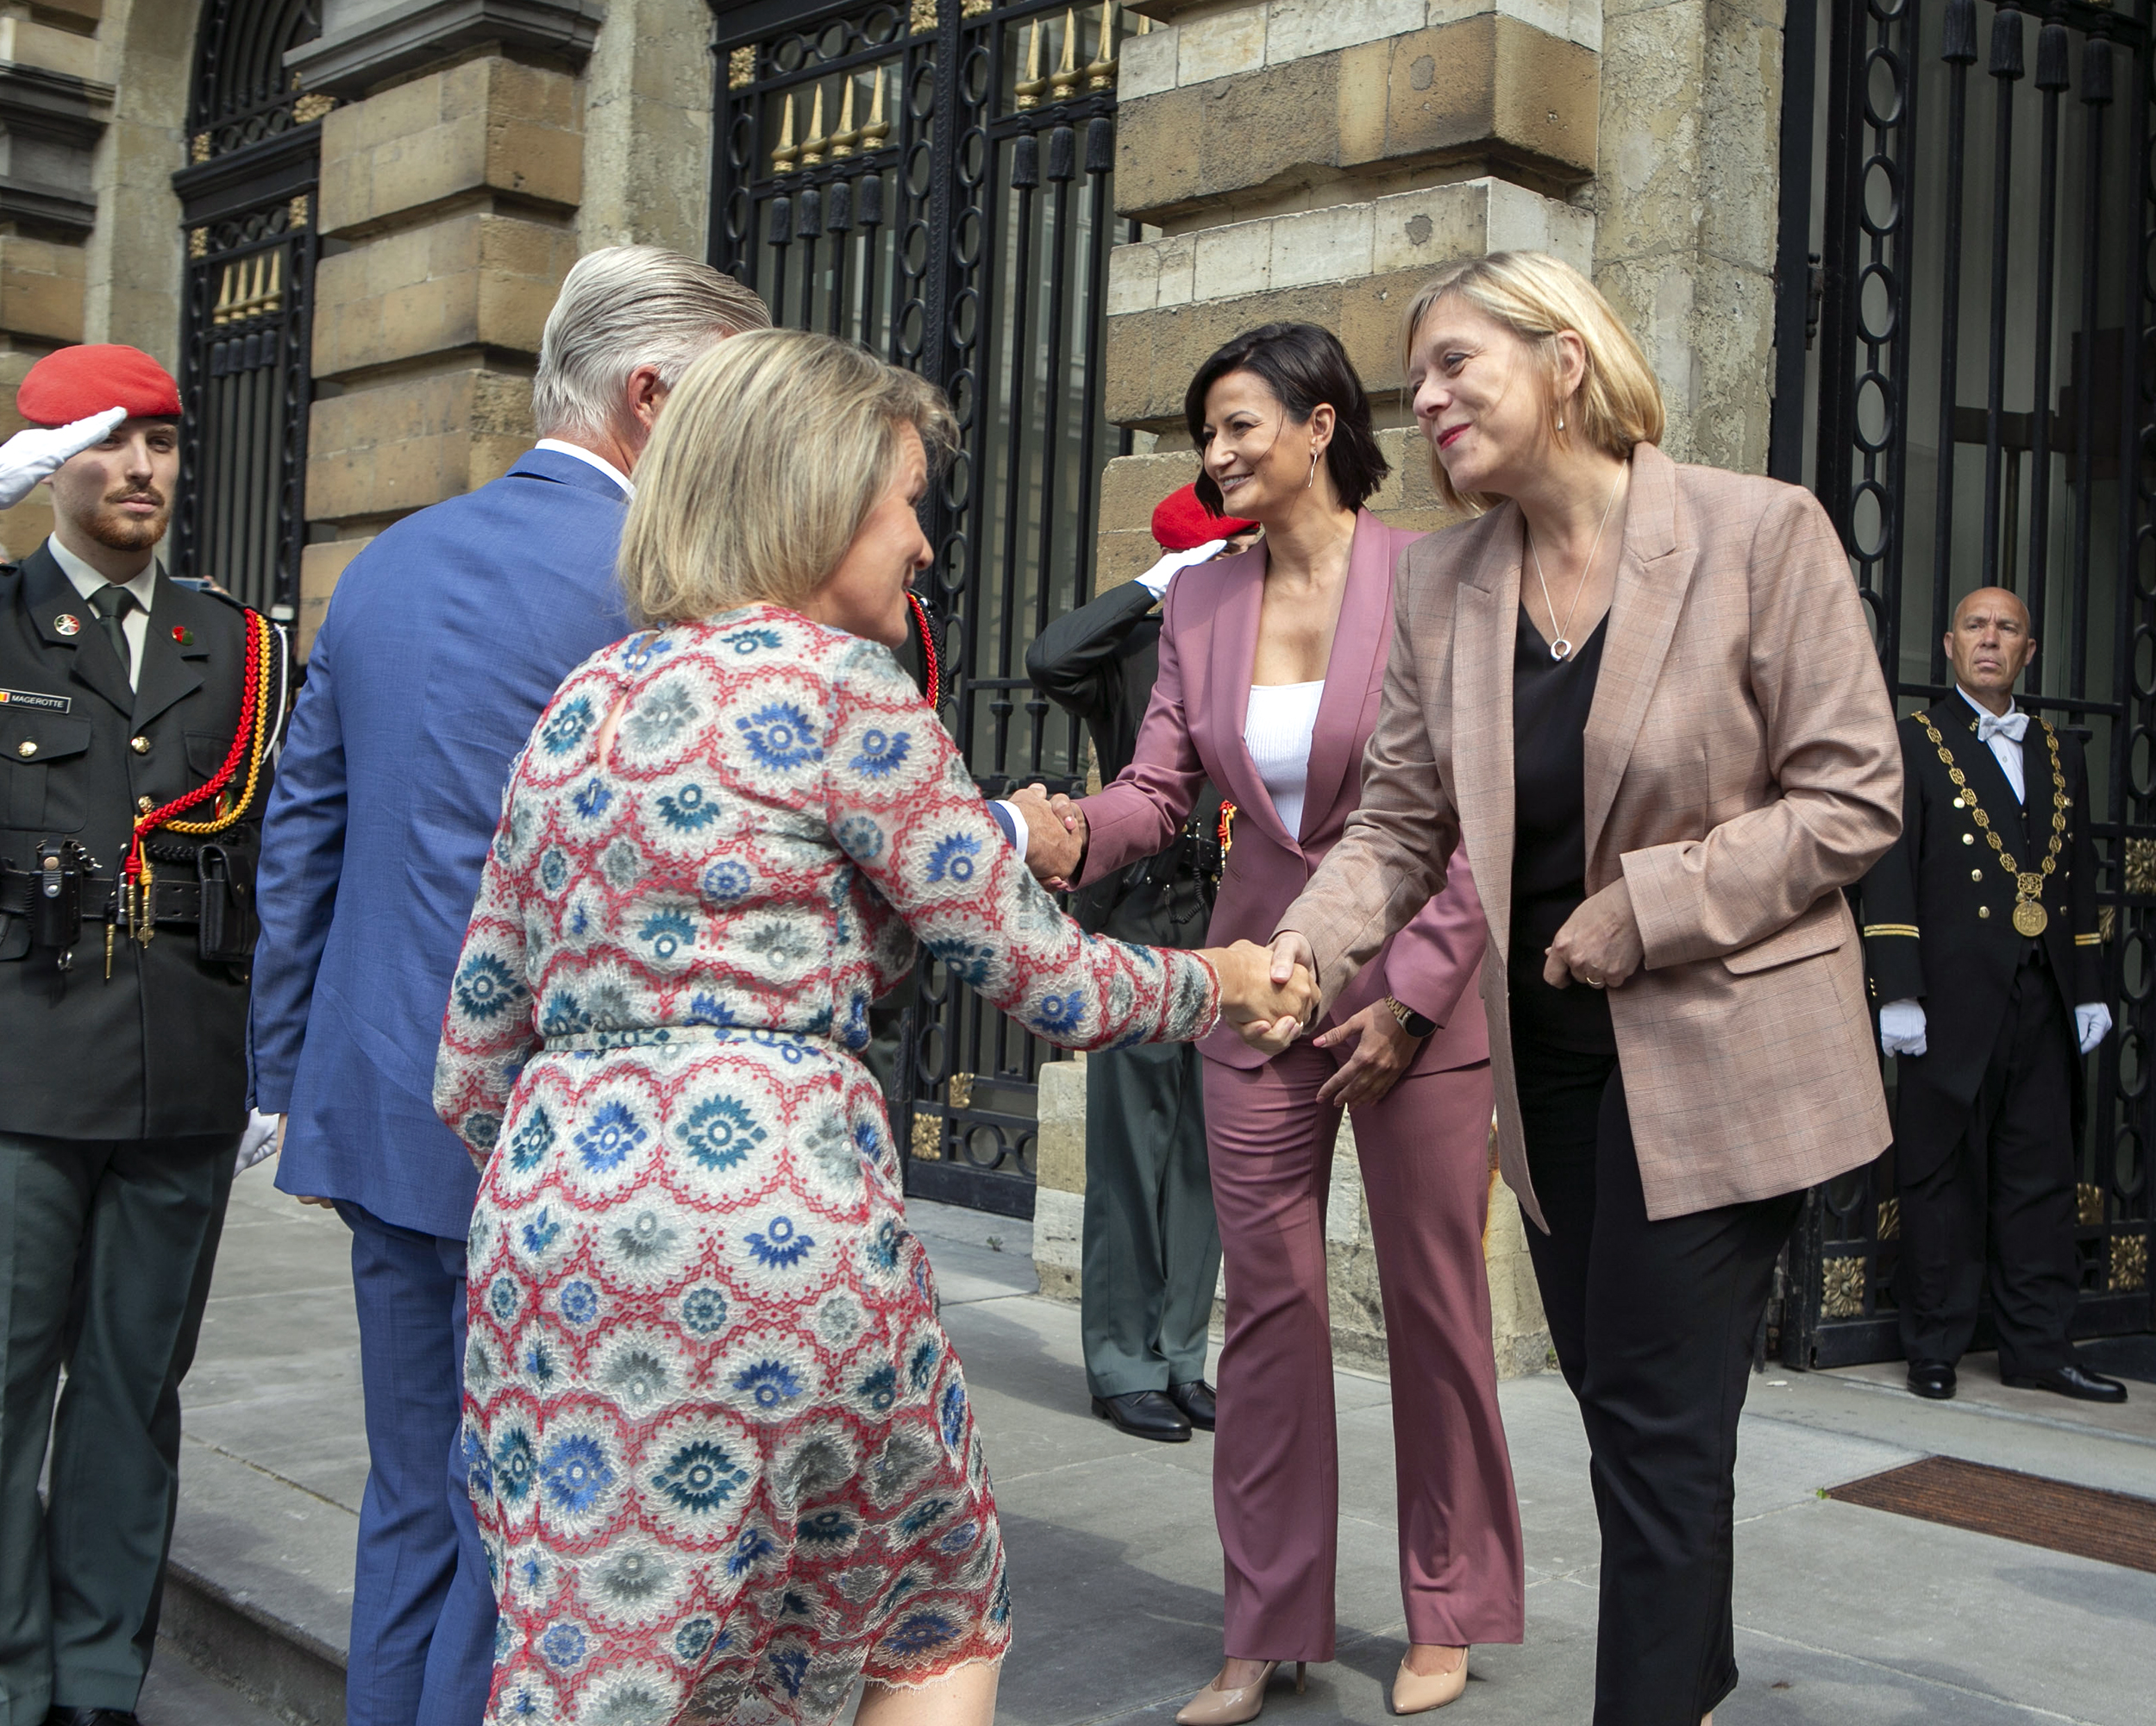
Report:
171,0,325,623
1775,0,2153,1365
708,0,1141,1215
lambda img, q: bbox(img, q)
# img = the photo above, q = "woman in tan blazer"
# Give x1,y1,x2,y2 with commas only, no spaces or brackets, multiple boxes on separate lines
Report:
1271,254,1902,1725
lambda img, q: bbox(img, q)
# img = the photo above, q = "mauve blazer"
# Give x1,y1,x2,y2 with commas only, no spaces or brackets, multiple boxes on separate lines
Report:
1079,508,1489,1071
1279,446,1902,1225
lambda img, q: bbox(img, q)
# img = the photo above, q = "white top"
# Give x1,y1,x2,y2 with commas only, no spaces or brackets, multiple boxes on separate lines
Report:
1244,680,1325,840
1958,685,2024,803
52,536,160,689
535,437,635,497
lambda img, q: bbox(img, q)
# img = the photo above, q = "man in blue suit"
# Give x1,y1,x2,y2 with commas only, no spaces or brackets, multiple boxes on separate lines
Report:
248,247,768,1726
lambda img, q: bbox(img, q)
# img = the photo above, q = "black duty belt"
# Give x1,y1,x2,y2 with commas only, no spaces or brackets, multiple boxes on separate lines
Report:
0,869,202,926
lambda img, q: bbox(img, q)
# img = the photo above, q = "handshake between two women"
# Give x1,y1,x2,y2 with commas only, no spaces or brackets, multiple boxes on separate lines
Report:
1002,783,1316,1058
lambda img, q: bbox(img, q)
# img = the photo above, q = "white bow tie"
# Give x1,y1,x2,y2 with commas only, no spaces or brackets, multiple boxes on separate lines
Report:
1977,710,2028,745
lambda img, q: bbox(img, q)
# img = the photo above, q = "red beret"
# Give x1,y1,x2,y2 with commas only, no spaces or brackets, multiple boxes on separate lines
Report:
16,343,182,427
1151,481,1255,553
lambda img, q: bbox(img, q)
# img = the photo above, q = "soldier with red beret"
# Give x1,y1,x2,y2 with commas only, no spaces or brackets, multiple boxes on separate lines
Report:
0,342,287,1726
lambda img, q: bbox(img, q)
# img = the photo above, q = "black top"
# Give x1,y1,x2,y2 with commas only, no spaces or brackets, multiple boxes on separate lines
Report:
1509,605,1616,1054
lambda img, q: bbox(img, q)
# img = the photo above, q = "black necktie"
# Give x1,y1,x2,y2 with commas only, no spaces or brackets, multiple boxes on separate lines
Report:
87,584,136,685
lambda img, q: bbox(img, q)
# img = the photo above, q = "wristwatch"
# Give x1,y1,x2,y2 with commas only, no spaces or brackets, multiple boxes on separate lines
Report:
1384,995,1436,1039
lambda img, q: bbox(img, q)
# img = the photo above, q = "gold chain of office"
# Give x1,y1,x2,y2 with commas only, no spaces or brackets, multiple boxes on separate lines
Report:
1915,709,2066,938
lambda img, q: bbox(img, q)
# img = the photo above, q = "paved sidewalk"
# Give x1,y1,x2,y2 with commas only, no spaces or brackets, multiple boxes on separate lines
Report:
155,1169,2156,1724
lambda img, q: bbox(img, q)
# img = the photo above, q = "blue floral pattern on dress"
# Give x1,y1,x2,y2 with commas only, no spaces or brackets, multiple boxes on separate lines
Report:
699,859,752,905
655,1440,749,1515
541,1434,613,1514
454,953,521,1022
733,1359,804,1409
573,1102,646,1171
637,908,694,960
745,1214,812,1268
848,729,911,779
924,833,980,884
540,694,595,756
656,782,721,831
736,702,822,771
678,1095,765,1172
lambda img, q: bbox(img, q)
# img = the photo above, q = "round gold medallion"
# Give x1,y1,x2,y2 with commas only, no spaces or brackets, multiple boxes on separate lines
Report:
2013,900,2048,938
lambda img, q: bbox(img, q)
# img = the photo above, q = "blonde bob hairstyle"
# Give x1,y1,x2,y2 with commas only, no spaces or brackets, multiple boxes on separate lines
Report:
616,327,957,627
1401,250,1665,514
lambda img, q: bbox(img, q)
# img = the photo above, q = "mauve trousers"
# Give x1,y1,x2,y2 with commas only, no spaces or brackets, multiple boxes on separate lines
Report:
1203,1041,1525,1660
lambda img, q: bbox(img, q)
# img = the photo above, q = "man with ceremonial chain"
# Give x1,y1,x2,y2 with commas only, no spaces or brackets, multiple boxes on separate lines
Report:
0,343,288,1724
1860,587,2126,1405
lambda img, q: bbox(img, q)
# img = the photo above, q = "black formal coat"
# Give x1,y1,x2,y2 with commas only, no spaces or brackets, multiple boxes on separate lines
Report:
1025,577,1219,945
1858,694,2102,1175
0,543,283,1139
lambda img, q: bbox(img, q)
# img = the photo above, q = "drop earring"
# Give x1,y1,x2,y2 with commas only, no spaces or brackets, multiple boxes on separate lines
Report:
1307,446,1320,488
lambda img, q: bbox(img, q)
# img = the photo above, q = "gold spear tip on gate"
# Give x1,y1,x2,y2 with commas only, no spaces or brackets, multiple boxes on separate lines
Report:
863,67,890,147
771,91,799,173
830,74,859,159
1016,18,1046,110
799,83,828,167
1086,1,1119,91
1050,7,1082,99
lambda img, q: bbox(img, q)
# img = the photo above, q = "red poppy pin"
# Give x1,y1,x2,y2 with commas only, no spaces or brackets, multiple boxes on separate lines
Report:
172,625,193,646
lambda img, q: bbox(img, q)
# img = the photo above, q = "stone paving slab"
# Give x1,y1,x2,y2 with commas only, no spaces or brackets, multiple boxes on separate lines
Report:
160,1173,2156,1724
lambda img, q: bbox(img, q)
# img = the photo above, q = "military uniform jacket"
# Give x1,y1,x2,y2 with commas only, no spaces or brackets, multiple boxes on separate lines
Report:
1858,696,2102,1114
1025,577,1221,946
0,543,282,1139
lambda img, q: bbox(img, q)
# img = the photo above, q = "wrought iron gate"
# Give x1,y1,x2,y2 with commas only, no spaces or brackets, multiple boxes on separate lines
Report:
708,0,1140,1214
170,0,327,622
1774,0,2154,1365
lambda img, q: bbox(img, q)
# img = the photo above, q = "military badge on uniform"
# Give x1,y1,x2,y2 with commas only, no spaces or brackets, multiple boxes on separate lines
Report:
53,613,79,636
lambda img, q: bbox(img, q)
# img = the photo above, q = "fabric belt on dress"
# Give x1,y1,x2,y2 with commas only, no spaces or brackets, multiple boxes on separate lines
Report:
541,1024,842,1056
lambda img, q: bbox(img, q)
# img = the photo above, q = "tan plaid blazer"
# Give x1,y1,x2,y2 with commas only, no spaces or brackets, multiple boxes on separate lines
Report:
1279,444,1902,1226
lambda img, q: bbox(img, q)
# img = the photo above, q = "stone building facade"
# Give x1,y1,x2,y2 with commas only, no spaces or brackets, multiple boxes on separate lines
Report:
0,0,1795,1376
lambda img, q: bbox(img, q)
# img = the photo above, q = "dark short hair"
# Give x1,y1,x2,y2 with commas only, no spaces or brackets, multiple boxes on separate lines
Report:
1183,322,1388,512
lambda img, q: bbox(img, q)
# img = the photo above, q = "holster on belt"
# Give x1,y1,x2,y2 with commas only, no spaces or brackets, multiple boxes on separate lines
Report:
194,843,258,965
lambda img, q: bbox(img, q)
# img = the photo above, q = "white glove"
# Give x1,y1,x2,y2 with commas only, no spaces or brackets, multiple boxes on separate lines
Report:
235,1109,282,1176
1135,539,1227,599
1879,999,1927,1058
2076,1002,2113,1055
0,407,126,509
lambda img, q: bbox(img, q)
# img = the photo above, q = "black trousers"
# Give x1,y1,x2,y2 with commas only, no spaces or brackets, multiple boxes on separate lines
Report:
1514,1041,1801,1726
1894,962,2080,1377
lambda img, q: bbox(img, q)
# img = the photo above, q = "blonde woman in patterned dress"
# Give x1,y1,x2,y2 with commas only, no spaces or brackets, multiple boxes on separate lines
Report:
434,330,1314,1726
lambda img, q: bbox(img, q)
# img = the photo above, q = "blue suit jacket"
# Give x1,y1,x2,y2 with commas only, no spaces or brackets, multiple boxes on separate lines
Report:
251,449,634,1239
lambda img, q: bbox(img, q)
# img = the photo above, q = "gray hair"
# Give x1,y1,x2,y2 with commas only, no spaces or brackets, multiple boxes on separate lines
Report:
530,245,770,439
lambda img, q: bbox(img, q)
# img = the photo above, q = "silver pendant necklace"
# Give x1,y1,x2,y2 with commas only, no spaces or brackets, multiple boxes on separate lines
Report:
1528,471,1624,662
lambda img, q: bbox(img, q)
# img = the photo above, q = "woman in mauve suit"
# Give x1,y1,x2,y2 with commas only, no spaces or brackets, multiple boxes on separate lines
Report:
1049,323,1525,1723
1273,254,1902,1725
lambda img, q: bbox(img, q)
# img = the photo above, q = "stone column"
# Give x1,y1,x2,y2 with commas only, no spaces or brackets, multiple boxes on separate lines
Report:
283,1,600,650
0,0,115,559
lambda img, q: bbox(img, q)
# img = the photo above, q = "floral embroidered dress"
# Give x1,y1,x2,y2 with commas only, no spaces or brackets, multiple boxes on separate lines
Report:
435,604,1219,1726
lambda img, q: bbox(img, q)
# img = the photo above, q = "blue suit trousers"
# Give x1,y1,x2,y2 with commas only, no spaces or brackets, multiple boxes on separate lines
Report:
336,1202,495,1726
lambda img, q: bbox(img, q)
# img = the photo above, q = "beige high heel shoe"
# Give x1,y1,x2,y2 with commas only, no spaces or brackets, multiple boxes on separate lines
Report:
1174,1660,1307,1724
1390,1646,1467,1713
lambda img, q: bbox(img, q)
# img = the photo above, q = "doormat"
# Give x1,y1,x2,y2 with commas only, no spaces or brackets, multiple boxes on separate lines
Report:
1826,1456,2156,1574
2079,1335,2156,1384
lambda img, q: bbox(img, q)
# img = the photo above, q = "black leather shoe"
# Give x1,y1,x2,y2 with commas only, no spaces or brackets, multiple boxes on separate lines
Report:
1168,1378,1217,1431
1906,1359,1957,1400
47,1709,141,1725
1092,1389,1192,1442
2002,1362,2129,1403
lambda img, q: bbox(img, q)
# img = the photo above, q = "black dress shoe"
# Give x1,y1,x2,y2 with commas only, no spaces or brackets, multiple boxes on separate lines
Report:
1907,1359,1957,1400
2002,1362,2129,1403
1092,1388,1193,1442
48,1709,140,1725
1168,1378,1217,1431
